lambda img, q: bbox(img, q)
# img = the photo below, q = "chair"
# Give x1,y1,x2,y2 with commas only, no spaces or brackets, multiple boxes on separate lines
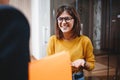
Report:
29,51,72,80
0,5,30,80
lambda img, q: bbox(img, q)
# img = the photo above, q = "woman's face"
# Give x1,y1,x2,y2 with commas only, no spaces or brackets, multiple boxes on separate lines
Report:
57,11,74,33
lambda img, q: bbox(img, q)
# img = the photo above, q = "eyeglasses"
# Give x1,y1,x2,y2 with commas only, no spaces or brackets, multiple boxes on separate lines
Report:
57,17,73,22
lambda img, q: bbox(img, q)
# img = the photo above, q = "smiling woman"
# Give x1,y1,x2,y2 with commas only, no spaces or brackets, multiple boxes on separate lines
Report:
47,4,95,80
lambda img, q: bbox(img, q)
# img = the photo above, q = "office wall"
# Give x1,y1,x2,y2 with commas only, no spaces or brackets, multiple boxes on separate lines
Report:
9,0,51,59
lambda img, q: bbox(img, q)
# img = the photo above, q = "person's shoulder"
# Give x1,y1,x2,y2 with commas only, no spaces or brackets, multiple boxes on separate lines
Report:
49,35,57,40
79,35,91,41
50,35,56,38
79,35,89,39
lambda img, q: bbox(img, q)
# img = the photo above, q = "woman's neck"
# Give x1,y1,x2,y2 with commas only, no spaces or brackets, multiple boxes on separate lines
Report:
63,33,73,40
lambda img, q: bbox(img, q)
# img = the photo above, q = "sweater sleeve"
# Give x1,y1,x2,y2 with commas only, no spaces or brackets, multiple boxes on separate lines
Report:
83,37,95,71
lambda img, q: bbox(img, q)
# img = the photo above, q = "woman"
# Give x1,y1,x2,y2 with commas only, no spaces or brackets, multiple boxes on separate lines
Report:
47,4,95,80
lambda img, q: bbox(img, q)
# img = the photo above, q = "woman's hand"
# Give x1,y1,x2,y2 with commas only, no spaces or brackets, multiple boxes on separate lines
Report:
71,59,86,68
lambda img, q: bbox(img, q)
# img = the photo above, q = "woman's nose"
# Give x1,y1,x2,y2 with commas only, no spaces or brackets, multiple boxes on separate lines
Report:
62,19,67,23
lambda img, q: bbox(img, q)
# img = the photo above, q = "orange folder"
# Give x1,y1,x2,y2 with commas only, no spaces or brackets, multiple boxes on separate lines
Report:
29,51,72,80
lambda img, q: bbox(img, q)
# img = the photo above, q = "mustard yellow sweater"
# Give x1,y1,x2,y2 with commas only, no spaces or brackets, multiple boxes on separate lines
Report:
47,35,95,71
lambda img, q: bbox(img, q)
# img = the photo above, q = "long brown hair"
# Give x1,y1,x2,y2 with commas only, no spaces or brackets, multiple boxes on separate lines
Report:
55,4,81,39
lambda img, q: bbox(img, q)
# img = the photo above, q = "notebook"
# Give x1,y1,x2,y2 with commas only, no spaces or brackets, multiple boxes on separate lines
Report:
29,51,72,80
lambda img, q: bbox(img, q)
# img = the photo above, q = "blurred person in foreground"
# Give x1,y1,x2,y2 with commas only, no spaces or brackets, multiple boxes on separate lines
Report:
47,4,95,80
0,5,30,80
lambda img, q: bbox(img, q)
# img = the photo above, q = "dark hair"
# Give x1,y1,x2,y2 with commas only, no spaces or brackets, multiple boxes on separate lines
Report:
55,4,81,39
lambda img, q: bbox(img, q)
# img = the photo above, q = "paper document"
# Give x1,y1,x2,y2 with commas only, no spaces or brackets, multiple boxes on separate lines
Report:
29,51,72,80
